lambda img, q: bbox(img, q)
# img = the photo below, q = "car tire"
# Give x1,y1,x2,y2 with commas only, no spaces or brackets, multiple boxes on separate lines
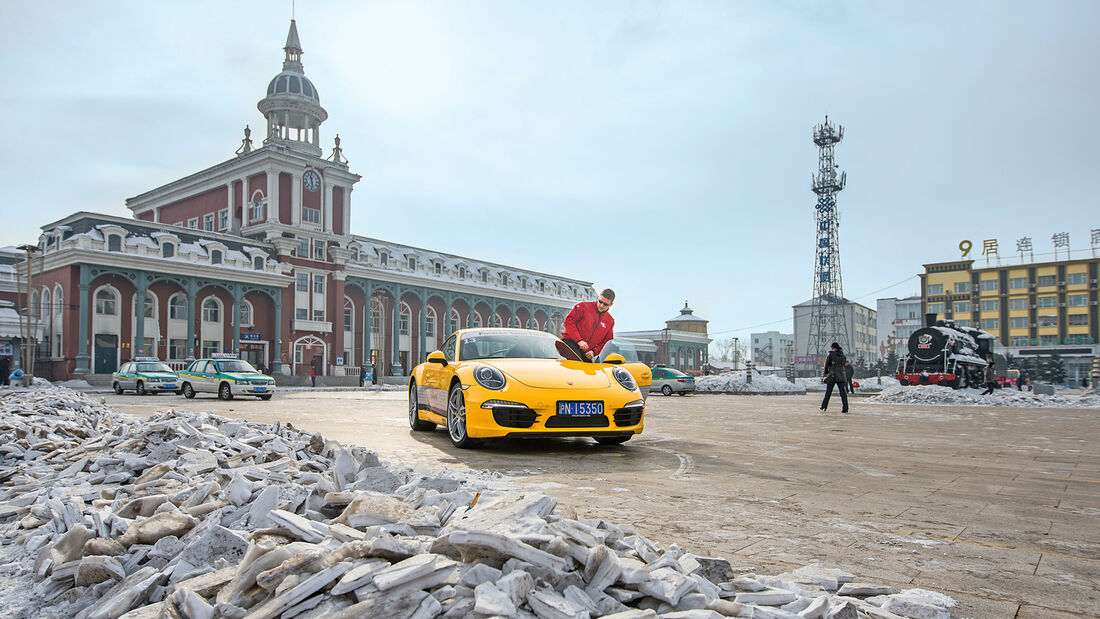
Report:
258,394,273,401
409,382,436,431
175,390,183,395
661,385,673,396
447,383,481,449
136,381,146,396
595,435,631,446
113,382,123,395
219,383,234,400
182,383,195,399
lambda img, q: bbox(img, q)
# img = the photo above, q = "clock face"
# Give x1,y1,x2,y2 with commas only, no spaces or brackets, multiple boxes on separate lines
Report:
303,170,321,192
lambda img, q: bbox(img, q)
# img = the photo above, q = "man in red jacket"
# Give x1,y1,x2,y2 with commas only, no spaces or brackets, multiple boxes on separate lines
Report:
561,288,615,362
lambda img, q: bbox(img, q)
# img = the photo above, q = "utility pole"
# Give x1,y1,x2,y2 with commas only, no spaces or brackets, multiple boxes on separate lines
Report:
17,244,40,382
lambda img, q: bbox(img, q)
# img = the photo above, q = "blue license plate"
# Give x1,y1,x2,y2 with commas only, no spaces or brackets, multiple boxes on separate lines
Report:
557,401,603,416
253,387,267,393
162,384,176,389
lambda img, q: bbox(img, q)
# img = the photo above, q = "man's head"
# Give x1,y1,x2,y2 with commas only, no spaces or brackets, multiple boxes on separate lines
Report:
597,288,615,311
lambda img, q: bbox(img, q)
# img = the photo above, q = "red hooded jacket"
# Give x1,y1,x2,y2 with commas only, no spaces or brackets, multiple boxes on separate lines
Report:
562,301,615,355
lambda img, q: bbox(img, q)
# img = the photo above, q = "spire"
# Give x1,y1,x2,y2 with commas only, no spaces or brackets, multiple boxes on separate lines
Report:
283,20,303,72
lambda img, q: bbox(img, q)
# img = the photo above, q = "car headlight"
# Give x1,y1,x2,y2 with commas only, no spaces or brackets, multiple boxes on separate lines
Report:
473,365,506,390
612,367,637,391
235,379,248,385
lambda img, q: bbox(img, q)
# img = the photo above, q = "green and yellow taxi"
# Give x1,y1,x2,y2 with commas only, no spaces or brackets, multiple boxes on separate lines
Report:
178,354,276,400
112,358,181,395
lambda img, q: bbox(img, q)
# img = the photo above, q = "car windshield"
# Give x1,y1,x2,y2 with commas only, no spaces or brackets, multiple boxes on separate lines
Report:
136,362,173,373
666,368,690,378
459,330,578,361
217,360,258,373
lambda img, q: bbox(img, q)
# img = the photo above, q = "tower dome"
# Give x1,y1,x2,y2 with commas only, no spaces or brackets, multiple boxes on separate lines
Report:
258,20,328,156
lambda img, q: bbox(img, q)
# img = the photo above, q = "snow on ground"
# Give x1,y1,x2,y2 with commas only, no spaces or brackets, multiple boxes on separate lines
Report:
871,384,1100,408
696,372,803,393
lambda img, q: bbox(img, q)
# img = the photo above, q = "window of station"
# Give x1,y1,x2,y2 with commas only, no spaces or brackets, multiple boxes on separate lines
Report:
927,284,944,295
1010,317,1028,329
107,235,122,252
954,301,970,312
1068,294,1087,306
1068,314,1088,326
1037,296,1056,308
1009,277,1027,289
980,279,998,291
954,282,970,293
1038,315,1057,327
981,318,998,330
1009,298,1028,310
210,250,223,265
1037,275,1056,287
1067,272,1087,285
161,243,175,258
203,214,215,231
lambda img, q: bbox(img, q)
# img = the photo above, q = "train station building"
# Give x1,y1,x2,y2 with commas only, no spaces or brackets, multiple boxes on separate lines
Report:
15,20,594,382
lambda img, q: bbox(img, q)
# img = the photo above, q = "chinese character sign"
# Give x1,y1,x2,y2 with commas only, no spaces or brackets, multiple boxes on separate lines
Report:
1092,229,1100,256
1017,236,1033,263
1052,232,1070,259
982,239,998,255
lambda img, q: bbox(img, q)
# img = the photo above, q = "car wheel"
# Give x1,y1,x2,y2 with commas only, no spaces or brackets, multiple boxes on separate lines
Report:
258,394,273,401
409,382,436,431
175,390,183,395
113,382,123,395
136,381,146,396
661,385,673,396
595,435,631,446
447,383,481,449
182,383,195,399
219,383,234,400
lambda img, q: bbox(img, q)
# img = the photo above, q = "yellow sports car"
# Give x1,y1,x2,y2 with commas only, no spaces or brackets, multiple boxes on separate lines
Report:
408,328,648,448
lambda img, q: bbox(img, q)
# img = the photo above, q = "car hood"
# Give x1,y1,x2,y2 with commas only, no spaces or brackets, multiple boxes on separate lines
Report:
139,373,178,380
224,372,268,381
485,359,612,389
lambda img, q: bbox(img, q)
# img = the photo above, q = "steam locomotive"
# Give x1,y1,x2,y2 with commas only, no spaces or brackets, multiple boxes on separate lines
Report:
896,314,999,388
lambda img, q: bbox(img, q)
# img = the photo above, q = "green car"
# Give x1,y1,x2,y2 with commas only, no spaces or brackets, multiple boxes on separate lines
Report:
178,355,277,400
112,358,180,395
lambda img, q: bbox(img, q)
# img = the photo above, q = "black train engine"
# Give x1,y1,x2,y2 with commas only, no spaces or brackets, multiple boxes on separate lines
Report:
896,314,996,388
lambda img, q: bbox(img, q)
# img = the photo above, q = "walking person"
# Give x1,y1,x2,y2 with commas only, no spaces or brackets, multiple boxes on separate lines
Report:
819,342,849,413
1016,369,1026,391
561,288,616,362
844,360,855,393
309,358,318,388
980,363,997,395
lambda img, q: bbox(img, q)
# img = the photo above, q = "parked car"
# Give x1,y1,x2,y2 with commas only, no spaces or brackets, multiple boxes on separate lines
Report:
111,357,180,395
178,355,276,400
651,366,695,396
408,328,647,449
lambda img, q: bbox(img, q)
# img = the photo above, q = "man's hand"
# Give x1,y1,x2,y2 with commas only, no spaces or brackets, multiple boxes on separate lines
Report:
578,341,589,351
585,350,595,360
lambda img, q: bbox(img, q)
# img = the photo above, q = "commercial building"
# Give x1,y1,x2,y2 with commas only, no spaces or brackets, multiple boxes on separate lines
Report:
875,296,922,359
921,256,1099,382
617,302,711,374
792,298,877,372
17,21,592,381
750,330,794,367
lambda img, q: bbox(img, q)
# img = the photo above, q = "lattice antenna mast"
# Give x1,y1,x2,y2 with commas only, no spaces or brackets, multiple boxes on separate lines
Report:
807,116,850,364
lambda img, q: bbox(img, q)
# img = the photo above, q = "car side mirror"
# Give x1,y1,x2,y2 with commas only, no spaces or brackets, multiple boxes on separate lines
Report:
427,351,448,366
604,353,626,365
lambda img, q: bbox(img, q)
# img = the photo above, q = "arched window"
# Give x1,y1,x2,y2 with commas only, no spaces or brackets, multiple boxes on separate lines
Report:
133,291,155,318
253,256,264,270
490,313,502,328
473,311,483,328
54,286,63,314
107,235,122,252
53,285,63,357
169,294,187,320
162,243,175,258
371,300,383,334
40,289,50,322
449,309,460,335
30,291,39,318
399,302,411,335
202,298,220,322
95,288,117,315
344,298,354,333
425,307,437,338
239,300,253,327
210,249,223,265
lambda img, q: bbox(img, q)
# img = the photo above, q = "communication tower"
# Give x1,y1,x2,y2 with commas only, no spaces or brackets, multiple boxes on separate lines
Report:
807,116,849,365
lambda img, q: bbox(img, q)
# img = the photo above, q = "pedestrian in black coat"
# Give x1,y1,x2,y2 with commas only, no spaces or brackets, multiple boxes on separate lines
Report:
820,342,849,413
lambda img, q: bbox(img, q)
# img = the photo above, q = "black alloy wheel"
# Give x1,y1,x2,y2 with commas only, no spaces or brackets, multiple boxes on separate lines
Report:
113,382,123,395
661,385,673,396
447,383,480,449
219,383,234,400
182,383,195,399
136,381,146,396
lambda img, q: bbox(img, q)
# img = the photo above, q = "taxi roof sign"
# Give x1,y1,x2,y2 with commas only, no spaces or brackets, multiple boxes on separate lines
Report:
211,353,239,359
134,356,161,362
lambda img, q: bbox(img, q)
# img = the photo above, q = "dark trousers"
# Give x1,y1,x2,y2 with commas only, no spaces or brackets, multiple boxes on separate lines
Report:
562,339,592,362
821,381,848,411
981,381,996,395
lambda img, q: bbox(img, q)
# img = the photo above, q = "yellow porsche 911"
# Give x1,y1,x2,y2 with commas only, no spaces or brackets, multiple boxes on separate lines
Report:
408,328,648,449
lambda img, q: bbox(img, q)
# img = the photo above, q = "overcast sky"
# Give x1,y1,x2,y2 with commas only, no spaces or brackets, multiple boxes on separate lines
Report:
2,1,1098,349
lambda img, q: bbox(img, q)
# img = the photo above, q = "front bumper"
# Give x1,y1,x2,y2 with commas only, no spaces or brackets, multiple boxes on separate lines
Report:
464,394,644,439
239,383,277,395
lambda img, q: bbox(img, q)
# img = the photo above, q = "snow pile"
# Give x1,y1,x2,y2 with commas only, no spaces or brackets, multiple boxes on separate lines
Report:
0,386,959,618
696,372,802,393
870,384,1100,408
